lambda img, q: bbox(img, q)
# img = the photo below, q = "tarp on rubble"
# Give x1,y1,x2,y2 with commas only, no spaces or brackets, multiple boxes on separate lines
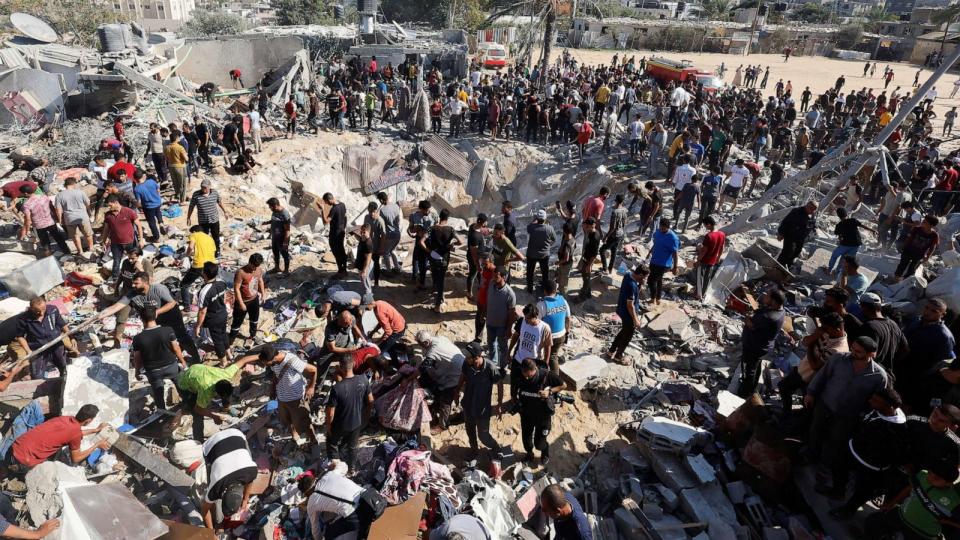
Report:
704,252,758,306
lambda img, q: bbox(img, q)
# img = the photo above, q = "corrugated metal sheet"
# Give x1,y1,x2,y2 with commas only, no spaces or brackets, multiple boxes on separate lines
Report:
342,146,379,189
0,49,28,69
422,134,473,182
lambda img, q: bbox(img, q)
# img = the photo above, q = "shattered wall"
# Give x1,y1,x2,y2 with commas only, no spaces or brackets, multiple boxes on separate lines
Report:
175,36,306,88
0,68,65,128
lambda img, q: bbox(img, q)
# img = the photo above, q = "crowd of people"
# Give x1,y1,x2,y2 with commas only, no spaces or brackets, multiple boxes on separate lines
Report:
3,46,960,540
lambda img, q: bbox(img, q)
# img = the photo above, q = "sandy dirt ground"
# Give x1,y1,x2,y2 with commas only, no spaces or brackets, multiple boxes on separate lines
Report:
547,49,960,137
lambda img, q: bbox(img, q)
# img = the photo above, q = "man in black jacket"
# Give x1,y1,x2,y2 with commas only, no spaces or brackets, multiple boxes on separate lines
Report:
776,201,817,267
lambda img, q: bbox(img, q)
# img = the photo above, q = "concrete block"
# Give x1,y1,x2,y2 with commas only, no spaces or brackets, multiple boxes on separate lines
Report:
0,252,36,276
613,507,644,540
686,454,717,484
725,480,748,504
618,445,651,474
652,484,679,511
716,390,746,417
797,248,833,281
560,353,611,390
62,349,130,428
0,255,64,300
465,159,489,199
638,416,707,452
647,309,688,336
763,527,790,540
701,482,739,528
680,487,719,524
649,450,697,491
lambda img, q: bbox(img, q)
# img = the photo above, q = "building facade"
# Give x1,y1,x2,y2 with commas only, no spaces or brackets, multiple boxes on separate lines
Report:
110,0,197,31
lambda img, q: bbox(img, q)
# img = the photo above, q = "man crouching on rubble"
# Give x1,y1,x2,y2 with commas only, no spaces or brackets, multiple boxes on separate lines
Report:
200,428,258,530
5,404,110,473
176,356,259,441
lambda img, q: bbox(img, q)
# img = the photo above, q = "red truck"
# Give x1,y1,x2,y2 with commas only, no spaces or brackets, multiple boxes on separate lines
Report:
645,57,725,93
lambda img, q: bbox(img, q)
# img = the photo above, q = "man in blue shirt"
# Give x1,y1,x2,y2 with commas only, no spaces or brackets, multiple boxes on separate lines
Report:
541,484,592,540
537,280,571,374
133,170,164,242
648,218,680,305
609,265,649,366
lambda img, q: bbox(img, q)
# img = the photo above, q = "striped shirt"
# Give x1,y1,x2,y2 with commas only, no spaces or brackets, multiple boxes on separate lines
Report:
271,353,308,402
189,190,221,224
202,428,258,504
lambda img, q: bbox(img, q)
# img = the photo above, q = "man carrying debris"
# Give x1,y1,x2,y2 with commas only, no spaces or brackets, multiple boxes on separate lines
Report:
7,404,110,472
737,288,786,397
177,355,259,441
100,271,201,363
15,297,80,379
200,427,259,529
415,331,466,432
776,201,818,268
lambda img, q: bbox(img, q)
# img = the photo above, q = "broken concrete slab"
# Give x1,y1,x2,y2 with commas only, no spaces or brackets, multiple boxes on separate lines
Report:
26,461,87,526
679,487,720,525
716,390,746,417
637,416,709,452
62,482,169,539
653,483,679,511
0,255,64,300
646,310,688,336
560,353,611,390
686,454,717,484
112,433,195,494
742,241,794,282
466,159,490,199
797,248,833,282
647,449,697,492
62,350,129,428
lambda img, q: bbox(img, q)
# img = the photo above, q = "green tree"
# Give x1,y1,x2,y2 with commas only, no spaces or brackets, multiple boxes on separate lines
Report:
835,23,863,49
931,3,960,56
274,0,335,26
182,10,246,37
0,0,130,47
792,2,829,23
700,0,735,21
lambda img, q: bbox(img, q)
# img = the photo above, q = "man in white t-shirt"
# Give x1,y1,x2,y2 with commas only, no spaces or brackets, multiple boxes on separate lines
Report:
257,344,318,444
300,461,371,540
628,114,645,159
508,303,553,398
721,158,751,212
247,110,262,153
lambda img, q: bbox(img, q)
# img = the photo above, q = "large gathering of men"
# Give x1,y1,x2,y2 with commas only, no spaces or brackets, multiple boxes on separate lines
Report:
3,28,960,540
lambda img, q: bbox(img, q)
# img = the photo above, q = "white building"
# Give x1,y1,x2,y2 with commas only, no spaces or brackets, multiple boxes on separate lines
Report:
616,0,700,20
110,0,197,31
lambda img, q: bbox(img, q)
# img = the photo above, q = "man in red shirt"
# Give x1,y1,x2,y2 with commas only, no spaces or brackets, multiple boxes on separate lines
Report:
366,299,406,363
1,180,38,201
695,215,727,299
107,158,135,182
582,187,609,234
284,98,297,139
7,404,110,471
103,195,144,280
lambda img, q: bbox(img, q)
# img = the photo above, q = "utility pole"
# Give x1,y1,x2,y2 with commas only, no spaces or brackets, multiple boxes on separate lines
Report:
746,0,765,55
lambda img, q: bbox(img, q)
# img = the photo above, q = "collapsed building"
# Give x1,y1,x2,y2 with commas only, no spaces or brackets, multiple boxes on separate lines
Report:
2,5,960,540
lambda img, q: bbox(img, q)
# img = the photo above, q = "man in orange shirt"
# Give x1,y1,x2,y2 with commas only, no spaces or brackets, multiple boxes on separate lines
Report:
366,299,406,363
582,187,610,235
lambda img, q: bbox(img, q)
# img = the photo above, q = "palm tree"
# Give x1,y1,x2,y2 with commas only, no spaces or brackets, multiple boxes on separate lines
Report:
701,0,735,21
483,0,582,89
932,2,960,56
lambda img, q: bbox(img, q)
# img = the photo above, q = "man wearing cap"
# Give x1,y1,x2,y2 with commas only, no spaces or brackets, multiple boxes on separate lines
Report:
856,293,908,372
187,180,227,257
200,428,258,529
456,342,503,457
415,332,465,432
805,336,889,498
526,210,556,295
